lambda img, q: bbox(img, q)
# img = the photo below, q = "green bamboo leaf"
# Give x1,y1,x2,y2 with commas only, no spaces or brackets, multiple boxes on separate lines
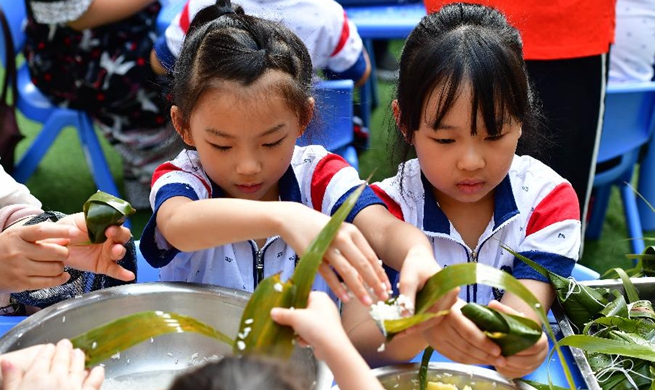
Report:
629,300,655,322
508,247,609,330
461,303,542,356
234,184,365,358
83,191,136,244
71,311,233,367
519,379,569,390
558,335,655,362
419,346,434,390
586,317,655,341
611,267,640,304
599,291,628,319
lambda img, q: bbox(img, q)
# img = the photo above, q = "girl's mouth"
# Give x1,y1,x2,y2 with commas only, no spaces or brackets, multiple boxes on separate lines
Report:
456,181,484,194
237,183,262,194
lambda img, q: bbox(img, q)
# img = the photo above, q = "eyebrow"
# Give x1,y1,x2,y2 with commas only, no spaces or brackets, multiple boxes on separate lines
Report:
205,123,286,138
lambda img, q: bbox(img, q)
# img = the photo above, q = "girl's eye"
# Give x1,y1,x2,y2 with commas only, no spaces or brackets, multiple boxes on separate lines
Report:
485,134,505,141
209,143,231,151
263,138,285,148
433,138,454,145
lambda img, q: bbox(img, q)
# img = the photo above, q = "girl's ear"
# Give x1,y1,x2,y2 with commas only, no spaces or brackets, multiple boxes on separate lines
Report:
392,99,412,144
171,106,194,147
297,97,315,138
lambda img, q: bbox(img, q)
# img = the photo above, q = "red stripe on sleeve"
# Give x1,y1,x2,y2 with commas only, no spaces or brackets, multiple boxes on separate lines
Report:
151,162,212,196
330,12,350,57
525,183,580,236
371,184,405,221
180,1,191,33
311,154,351,211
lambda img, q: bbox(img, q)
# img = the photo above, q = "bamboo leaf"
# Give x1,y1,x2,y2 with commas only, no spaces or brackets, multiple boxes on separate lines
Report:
461,303,542,356
558,335,655,362
83,191,136,244
234,184,365,358
611,267,640,304
71,311,233,367
419,346,434,390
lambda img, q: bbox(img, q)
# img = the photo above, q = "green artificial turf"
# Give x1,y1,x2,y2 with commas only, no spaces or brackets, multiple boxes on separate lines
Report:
5,57,654,275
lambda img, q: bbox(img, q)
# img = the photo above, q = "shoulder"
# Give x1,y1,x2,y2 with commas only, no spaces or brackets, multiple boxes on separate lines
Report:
509,155,579,214
151,150,213,196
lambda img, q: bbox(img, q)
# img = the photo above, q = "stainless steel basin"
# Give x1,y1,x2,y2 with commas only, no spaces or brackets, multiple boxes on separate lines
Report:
333,362,536,390
0,282,333,390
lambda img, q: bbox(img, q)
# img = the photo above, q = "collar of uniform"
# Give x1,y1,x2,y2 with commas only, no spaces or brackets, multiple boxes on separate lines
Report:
421,173,519,234
209,165,302,202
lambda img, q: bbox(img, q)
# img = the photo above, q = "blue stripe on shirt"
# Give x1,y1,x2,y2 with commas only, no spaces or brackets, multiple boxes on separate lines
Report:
513,250,576,282
139,183,200,268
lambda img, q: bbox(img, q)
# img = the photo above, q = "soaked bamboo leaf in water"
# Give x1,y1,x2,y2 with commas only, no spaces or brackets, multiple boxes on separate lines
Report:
461,302,542,356
83,191,136,244
234,184,365,358
71,311,233,367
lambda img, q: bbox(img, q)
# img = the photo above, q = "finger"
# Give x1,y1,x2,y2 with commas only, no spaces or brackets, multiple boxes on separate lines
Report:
270,307,295,326
317,263,348,303
83,366,105,390
1,360,24,390
350,233,391,295
109,243,127,261
104,225,131,245
25,260,67,278
21,241,69,263
325,248,372,306
22,273,71,291
69,348,87,384
101,263,136,282
50,339,73,375
29,343,57,373
19,224,75,243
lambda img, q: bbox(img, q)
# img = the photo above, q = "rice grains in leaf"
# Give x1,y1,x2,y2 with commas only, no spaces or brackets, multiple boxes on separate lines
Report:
461,303,542,356
83,191,136,244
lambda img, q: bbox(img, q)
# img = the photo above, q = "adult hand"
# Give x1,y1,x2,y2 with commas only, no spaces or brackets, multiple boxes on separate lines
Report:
0,339,105,390
0,224,72,293
58,213,135,282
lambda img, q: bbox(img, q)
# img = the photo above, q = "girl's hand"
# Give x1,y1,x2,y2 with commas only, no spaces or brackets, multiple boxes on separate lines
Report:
270,291,346,362
0,339,105,390
0,224,73,293
58,213,135,282
396,249,459,323
280,204,390,306
418,299,505,367
487,300,548,378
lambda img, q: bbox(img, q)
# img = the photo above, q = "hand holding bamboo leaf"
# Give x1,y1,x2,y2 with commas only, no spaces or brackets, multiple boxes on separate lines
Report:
83,191,135,244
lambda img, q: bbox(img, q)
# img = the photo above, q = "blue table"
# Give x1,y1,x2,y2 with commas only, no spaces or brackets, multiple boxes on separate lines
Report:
0,316,27,337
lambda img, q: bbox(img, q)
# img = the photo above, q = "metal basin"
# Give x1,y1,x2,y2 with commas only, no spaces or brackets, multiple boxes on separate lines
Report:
0,282,333,390
333,362,536,390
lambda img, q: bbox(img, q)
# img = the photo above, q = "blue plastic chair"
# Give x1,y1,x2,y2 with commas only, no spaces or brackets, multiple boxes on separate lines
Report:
298,79,359,170
585,82,655,255
0,1,121,198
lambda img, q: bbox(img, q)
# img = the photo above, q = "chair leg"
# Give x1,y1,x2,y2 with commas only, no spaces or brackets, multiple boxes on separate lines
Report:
75,113,120,199
585,184,612,240
619,182,645,256
637,134,655,231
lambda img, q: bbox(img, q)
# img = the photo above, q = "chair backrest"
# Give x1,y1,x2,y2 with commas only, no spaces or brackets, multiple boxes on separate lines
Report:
0,1,27,67
298,79,354,151
597,82,655,164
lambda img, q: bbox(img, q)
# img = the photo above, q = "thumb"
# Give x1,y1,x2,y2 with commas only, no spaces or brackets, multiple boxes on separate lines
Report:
270,307,295,326
1,360,24,390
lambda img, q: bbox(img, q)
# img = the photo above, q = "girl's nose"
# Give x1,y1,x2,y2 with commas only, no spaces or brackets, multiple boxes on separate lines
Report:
457,145,485,171
235,154,262,175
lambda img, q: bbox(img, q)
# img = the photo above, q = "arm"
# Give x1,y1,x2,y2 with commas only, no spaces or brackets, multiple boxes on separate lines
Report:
270,292,384,390
157,197,388,303
66,0,155,30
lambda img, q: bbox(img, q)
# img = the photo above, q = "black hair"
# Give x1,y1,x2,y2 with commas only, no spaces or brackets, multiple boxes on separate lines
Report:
390,2,548,169
168,355,307,390
171,0,315,135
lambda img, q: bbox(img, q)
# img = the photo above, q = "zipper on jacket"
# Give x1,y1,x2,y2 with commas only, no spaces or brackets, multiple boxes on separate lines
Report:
255,248,264,286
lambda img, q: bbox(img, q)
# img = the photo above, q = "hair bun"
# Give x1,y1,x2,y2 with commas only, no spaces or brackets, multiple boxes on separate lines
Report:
188,0,243,34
